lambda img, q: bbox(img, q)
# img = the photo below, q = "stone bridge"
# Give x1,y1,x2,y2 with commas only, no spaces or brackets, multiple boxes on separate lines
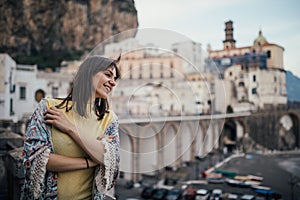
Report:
117,105,300,181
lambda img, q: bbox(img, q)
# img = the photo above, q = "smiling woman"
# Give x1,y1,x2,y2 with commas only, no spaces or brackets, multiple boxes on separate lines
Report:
21,55,122,199
92,66,117,99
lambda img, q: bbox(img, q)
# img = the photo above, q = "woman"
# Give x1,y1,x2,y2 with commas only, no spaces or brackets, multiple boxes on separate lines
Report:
21,55,121,199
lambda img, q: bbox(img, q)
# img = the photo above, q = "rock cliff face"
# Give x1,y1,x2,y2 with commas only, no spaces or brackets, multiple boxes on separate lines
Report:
0,0,138,68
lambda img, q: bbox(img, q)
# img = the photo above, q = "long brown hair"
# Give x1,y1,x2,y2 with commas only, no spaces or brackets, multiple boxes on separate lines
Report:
56,55,121,120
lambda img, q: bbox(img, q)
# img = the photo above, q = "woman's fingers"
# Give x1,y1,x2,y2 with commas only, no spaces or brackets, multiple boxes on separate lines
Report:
44,107,60,117
88,158,98,167
97,135,115,142
44,107,72,134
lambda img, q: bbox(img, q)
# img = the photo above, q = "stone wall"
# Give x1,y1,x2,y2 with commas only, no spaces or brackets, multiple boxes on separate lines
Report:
246,106,300,150
0,129,24,199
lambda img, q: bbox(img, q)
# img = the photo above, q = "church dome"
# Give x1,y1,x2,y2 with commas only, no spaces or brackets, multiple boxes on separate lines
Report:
253,30,268,47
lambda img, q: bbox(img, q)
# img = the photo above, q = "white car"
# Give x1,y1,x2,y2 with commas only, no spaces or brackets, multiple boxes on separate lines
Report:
196,189,210,200
210,189,222,200
228,193,238,200
241,194,256,200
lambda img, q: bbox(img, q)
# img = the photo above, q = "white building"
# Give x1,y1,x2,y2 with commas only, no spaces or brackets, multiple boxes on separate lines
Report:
108,49,204,117
0,54,73,122
0,54,17,122
172,40,205,74
186,73,217,115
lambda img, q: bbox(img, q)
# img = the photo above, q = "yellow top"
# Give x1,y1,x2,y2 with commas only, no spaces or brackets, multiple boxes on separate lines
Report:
46,98,113,200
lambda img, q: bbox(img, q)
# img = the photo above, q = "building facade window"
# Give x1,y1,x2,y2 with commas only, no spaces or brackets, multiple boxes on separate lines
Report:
20,86,26,100
252,88,257,94
52,87,58,98
160,63,164,78
129,65,133,79
10,84,15,93
253,75,256,82
170,61,174,69
267,50,271,58
170,104,173,112
170,71,174,78
170,62,174,78
149,63,153,79
10,98,14,115
238,82,245,87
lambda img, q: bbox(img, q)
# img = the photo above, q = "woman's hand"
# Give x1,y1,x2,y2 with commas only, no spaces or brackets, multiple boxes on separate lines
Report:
87,158,98,168
97,135,115,142
44,107,76,135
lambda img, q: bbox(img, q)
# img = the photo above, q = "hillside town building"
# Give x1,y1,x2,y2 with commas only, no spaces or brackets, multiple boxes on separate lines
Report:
207,20,287,113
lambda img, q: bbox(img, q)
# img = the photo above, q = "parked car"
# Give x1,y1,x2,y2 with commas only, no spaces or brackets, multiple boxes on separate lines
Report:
241,194,256,200
183,188,197,200
141,186,155,199
125,180,134,189
152,188,169,200
210,189,222,200
165,189,183,200
196,189,210,200
228,193,238,200
164,177,178,186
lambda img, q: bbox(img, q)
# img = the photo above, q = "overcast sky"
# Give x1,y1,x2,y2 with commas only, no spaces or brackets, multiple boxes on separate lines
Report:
134,0,300,77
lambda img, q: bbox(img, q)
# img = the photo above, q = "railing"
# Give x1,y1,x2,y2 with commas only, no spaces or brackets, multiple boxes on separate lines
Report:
119,112,251,124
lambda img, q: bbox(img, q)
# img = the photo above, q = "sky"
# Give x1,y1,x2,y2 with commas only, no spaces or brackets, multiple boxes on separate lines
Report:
134,0,300,77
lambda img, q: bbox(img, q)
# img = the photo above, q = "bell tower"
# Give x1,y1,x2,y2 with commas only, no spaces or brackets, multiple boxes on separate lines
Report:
223,20,236,49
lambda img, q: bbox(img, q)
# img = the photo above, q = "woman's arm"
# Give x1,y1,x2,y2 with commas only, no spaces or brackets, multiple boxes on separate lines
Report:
44,106,112,164
46,153,98,172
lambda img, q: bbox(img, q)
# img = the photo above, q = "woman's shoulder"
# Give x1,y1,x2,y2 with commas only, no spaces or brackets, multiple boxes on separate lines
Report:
101,110,118,124
44,98,64,107
108,110,118,119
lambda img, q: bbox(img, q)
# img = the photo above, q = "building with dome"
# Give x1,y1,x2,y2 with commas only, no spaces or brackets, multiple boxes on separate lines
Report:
207,21,287,112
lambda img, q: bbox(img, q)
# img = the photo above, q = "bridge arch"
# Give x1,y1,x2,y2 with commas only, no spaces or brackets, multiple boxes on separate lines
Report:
199,120,216,155
162,122,179,168
221,118,247,153
289,112,300,147
194,120,208,157
138,123,160,174
278,111,300,150
178,120,202,162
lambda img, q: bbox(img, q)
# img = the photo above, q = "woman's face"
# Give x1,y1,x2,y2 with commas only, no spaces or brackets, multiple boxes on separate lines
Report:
92,66,117,99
